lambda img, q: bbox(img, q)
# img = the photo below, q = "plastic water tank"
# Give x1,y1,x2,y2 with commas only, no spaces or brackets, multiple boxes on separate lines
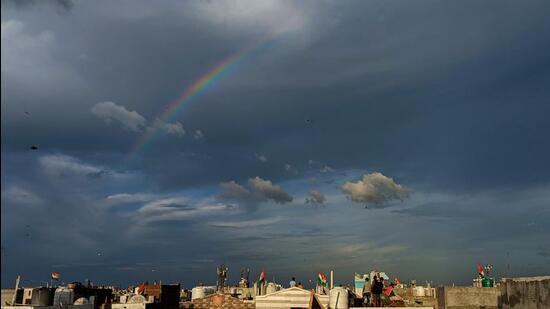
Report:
413,286,425,297
329,287,349,309
191,287,205,300
128,295,147,304
191,287,215,300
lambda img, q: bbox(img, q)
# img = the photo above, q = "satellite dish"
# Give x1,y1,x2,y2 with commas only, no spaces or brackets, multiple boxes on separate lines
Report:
73,298,89,305
128,295,147,304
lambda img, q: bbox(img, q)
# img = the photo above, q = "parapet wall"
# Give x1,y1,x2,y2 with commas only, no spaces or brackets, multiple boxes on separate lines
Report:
500,276,550,309
436,286,500,309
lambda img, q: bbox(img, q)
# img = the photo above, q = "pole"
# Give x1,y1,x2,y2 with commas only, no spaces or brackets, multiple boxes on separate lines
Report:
12,275,21,305
330,270,334,289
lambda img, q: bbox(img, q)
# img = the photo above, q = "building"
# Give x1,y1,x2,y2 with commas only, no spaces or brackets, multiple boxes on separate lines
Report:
255,287,329,309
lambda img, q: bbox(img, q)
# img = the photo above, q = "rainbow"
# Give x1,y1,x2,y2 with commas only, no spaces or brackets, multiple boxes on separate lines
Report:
130,33,279,155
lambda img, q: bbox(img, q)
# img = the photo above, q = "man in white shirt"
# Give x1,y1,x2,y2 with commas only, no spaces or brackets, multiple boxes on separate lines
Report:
289,277,296,288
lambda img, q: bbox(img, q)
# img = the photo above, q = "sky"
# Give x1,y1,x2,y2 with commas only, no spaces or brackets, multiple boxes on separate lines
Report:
2,0,550,288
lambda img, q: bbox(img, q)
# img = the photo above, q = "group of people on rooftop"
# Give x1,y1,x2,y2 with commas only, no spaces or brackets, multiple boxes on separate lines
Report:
288,277,304,289
363,272,391,307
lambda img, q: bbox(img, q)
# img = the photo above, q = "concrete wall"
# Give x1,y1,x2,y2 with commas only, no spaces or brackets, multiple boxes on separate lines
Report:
111,303,157,309
500,276,550,309
1,290,15,306
255,287,328,309
437,286,500,309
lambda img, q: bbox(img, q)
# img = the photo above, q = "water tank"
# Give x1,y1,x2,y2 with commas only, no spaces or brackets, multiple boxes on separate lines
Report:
31,288,54,306
329,287,349,309
128,295,147,304
53,287,74,306
481,278,495,287
191,287,215,300
413,286,425,297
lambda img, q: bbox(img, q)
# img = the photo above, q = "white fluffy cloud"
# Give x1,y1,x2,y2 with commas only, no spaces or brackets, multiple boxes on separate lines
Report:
342,172,409,205
91,101,147,132
91,102,192,137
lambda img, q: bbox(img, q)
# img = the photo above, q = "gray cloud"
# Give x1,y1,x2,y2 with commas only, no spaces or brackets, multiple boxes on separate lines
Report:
91,102,188,137
248,177,293,204
255,153,268,162
151,119,185,136
134,197,236,224
284,163,298,175
39,154,131,181
104,193,156,206
219,177,293,205
342,172,409,205
305,190,326,204
219,181,250,199
2,0,550,287
208,216,282,229
91,102,146,132
2,185,44,206
1,0,73,12
193,130,204,140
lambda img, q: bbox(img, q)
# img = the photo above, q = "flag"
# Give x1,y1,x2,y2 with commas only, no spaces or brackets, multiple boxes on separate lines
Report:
51,272,61,280
383,285,394,297
137,282,146,295
394,277,400,285
477,264,484,277
317,272,327,287
259,271,265,286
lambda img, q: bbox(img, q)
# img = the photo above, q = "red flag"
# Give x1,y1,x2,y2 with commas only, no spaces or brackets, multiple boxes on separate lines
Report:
383,285,394,296
477,264,484,277
137,282,146,294
259,271,265,285
51,272,61,280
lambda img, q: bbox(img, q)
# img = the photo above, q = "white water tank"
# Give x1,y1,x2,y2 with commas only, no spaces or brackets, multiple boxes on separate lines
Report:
128,295,147,304
413,286,425,297
329,287,348,309
191,287,205,300
191,287,215,300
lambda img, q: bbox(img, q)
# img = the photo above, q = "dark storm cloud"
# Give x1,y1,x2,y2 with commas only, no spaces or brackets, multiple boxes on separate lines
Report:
2,0,550,287
1,0,73,12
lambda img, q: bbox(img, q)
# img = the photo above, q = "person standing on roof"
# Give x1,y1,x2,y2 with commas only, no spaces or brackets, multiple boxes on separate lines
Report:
289,277,297,288
363,277,372,306
372,273,384,307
